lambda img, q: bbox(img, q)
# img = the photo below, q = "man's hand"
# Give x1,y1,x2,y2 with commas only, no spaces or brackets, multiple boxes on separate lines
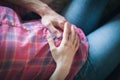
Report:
47,22,80,80
42,11,66,38
7,0,67,38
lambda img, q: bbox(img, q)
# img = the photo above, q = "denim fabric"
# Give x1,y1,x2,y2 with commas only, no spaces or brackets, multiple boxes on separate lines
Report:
63,0,120,80
74,59,98,80
74,14,120,80
63,0,109,34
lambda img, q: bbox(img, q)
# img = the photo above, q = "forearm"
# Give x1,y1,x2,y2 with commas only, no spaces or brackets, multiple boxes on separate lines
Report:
7,0,54,16
50,64,70,80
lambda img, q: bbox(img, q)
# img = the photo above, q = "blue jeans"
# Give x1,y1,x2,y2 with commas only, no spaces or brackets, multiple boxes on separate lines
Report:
63,0,109,34
63,0,120,80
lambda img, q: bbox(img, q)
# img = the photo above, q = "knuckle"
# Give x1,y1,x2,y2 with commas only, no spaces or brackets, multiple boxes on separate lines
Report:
42,21,51,27
62,18,66,22
46,23,51,27
62,17,66,21
59,21,64,25
59,18,66,24
52,30,58,34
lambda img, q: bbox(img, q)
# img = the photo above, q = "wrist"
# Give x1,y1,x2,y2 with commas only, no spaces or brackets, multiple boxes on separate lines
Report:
24,0,54,17
57,63,70,73
56,62,71,76
57,57,73,69
8,0,53,17
50,64,70,80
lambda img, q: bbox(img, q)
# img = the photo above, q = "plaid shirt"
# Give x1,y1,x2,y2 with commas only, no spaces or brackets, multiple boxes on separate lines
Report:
0,6,88,80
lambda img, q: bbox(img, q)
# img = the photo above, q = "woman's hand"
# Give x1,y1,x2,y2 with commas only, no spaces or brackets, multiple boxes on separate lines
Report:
47,22,80,80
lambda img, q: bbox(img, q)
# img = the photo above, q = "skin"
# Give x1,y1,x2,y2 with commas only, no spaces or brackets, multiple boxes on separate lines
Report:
8,0,66,38
6,0,80,79
47,22,80,80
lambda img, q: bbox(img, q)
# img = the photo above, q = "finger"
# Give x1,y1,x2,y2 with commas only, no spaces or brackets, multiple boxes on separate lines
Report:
70,25,76,43
61,22,71,43
58,18,67,29
47,33,56,52
47,23,61,38
73,31,78,45
52,15,66,30
75,35,80,51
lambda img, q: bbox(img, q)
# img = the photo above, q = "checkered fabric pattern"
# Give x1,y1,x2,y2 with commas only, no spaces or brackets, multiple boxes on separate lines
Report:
0,6,88,80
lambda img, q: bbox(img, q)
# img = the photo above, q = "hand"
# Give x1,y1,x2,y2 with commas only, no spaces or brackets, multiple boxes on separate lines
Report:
42,10,66,38
47,22,80,80
8,0,67,38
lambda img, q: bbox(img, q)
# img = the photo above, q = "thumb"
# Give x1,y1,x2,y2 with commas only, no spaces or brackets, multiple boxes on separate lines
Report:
47,32,56,52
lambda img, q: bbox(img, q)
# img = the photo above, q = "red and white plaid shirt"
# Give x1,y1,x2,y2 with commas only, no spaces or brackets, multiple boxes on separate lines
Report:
0,6,88,80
